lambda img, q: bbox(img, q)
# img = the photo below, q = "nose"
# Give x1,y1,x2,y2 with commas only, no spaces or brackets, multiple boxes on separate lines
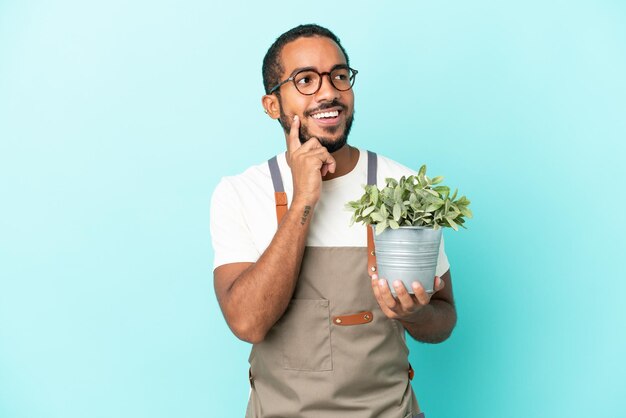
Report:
315,73,341,102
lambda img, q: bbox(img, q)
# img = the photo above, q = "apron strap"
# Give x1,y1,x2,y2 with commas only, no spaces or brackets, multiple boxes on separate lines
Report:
366,151,378,277
268,151,378,277
268,156,288,224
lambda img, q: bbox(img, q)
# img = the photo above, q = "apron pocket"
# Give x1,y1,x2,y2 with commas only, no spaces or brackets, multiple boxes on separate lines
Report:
279,298,332,371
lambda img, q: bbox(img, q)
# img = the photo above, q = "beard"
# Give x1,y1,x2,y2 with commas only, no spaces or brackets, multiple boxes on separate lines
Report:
279,99,354,154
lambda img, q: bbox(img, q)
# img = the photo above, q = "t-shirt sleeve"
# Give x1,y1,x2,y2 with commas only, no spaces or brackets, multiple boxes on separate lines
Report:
210,177,260,269
435,236,450,277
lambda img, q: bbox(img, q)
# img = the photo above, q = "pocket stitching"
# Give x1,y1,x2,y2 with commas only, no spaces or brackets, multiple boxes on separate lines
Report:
280,299,333,371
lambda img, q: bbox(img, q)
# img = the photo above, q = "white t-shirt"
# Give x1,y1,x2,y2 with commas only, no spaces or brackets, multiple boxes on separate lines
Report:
210,148,450,275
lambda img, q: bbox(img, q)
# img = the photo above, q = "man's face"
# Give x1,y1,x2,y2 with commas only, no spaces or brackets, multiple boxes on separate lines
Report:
275,36,355,153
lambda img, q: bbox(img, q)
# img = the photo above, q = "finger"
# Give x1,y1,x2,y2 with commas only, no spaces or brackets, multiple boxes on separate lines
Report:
300,147,336,170
392,280,418,312
315,150,336,174
286,115,301,154
299,136,322,151
378,279,399,309
410,281,431,305
324,154,336,174
371,275,397,318
299,139,336,172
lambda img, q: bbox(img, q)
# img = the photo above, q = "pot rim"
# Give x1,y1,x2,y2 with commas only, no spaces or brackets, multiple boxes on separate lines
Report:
369,224,440,230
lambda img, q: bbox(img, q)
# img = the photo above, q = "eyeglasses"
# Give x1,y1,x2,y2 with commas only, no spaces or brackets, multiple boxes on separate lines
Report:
269,66,358,95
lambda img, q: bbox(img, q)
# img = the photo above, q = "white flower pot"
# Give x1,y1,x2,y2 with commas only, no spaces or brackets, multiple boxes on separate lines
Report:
372,225,443,295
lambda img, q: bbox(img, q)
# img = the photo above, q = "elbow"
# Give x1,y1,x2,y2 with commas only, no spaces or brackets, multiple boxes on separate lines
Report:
229,318,268,344
433,327,455,344
410,308,457,344
433,313,457,343
417,327,456,344
237,330,266,345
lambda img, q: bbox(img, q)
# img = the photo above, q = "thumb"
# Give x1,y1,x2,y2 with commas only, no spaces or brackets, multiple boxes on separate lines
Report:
435,276,445,292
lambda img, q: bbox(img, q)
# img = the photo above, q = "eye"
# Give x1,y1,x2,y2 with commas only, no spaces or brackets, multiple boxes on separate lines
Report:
295,71,316,85
332,69,350,81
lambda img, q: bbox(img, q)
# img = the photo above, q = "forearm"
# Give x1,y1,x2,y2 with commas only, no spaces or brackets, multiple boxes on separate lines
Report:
222,200,313,343
400,299,457,343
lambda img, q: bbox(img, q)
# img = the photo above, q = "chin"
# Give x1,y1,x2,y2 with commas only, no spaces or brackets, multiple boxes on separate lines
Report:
316,135,348,153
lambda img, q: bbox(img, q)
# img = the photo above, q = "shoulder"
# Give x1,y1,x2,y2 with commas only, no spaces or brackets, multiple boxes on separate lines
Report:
211,158,275,202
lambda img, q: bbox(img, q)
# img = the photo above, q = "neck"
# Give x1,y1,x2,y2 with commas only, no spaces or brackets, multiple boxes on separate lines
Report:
322,144,359,181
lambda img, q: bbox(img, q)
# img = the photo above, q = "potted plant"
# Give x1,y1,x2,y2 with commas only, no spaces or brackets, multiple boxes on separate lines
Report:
346,165,472,294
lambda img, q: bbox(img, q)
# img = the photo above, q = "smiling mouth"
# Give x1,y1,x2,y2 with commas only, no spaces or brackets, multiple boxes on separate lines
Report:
307,107,344,126
311,110,340,120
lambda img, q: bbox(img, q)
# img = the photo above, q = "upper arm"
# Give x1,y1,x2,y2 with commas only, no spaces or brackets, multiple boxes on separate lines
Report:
210,179,259,315
210,178,260,269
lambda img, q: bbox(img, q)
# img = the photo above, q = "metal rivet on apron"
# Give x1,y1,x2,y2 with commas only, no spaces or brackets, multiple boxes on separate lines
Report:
370,250,375,256
335,318,342,324
370,266,376,272
364,314,371,320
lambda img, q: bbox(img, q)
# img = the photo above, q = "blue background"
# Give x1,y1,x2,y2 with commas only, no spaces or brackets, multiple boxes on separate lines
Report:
1,1,625,417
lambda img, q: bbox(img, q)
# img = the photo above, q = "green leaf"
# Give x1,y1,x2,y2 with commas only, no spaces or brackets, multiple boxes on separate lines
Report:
460,207,473,218
375,220,388,235
394,185,402,201
431,176,444,185
389,219,399,229
393,203,401,221
446,216,459,231
424,203,443,212
370,212,385,222
433,185,449,196
362,206,376,217
386,178,398,188
368,187,379,206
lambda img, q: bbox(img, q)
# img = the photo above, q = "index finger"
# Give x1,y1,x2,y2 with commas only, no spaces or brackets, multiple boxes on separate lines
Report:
287,115,301,154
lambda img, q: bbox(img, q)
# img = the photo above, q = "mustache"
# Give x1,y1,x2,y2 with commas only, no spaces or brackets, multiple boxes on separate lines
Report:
304,99,347,117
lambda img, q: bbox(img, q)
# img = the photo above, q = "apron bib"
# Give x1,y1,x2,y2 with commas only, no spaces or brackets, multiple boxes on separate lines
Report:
246,151,422,418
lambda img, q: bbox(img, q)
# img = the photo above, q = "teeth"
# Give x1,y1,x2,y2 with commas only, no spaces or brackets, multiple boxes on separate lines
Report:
312,110,339,119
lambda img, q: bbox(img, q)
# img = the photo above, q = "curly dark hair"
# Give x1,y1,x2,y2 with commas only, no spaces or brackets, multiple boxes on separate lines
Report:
262,24,350,95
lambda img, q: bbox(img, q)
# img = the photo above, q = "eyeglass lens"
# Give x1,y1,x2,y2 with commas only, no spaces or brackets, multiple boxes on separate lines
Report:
293,68,355,95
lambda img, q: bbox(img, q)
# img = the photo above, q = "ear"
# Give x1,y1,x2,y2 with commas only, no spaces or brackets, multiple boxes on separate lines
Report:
262,94,281,120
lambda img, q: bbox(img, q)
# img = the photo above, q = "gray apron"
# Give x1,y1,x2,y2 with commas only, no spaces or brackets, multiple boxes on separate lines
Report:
245,151,424,418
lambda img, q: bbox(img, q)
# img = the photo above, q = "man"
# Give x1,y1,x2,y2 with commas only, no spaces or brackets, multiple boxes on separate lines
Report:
210,24,456,418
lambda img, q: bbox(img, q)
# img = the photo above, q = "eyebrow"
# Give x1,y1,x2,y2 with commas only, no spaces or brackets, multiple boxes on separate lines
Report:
288,63,349,77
